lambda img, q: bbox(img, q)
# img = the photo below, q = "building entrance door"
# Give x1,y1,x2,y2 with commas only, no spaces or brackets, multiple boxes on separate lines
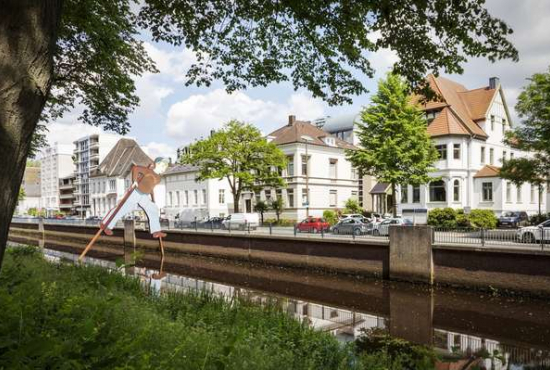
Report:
245,199,252,213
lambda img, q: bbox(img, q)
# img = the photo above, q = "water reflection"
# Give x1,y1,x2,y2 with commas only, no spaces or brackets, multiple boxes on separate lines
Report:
9,234,550,369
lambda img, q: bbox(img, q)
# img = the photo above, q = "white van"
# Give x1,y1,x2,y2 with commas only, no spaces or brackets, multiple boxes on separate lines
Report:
222,213,260,230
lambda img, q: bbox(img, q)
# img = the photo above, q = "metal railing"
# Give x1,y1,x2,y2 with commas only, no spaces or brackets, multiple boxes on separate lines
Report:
433,227,549,250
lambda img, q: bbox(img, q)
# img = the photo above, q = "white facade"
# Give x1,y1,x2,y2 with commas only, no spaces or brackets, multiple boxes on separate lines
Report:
40,143,74,214
397,87,546,216
264,141,359,221
163,166,233,219
73,134,120,217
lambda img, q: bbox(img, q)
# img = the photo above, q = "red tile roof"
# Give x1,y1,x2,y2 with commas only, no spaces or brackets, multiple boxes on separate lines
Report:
473,165,501,178
412,75,498,139
268,118,356,150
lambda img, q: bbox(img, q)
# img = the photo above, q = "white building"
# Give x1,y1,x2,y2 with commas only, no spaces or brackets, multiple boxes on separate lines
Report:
163,164,233,220
265,116,360,220
73,134,120,218
16,166,42,214
89,138,158,218
396,75,546,216
40,143,74,215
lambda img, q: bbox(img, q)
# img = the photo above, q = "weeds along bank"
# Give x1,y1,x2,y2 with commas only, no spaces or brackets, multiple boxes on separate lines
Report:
0,247,438,370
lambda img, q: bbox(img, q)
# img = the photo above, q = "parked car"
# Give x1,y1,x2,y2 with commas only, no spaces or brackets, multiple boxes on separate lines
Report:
516,219,550,243
340,214,370,223
332,218,373,235
222,213,260,230
373,218,413,236
191,216,226,229
296,217,330,233
498,211,529,228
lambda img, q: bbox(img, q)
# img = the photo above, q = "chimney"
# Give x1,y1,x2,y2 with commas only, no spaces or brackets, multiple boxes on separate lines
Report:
288,115,296,126
489,77,500,89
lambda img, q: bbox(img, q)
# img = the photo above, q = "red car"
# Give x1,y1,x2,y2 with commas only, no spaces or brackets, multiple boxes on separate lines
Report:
296,217,330,233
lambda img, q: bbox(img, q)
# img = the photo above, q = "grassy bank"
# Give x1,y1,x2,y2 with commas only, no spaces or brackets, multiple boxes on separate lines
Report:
0,247,437,369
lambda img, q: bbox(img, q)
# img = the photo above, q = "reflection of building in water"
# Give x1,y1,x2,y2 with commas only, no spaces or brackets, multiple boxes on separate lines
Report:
43,248,550,369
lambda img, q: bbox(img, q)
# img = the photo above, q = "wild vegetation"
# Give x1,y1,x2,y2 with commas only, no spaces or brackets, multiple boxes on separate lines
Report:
0,246,443,369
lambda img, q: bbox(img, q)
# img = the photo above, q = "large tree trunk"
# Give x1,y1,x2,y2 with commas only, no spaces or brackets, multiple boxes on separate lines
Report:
0,1,62,268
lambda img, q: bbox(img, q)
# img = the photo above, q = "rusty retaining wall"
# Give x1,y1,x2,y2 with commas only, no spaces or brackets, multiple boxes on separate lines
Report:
9,222,550,296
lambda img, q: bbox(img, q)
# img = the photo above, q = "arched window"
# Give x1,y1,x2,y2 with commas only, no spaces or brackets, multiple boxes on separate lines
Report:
453,180,460,202
429,180,446,202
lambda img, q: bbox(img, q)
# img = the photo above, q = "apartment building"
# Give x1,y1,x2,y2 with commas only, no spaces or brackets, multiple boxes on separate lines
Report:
40,143,74,216
58,174,76,215
265,115,360,220
73,134,120,218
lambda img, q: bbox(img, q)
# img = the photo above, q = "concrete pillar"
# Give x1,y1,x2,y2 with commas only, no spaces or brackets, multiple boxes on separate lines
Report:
123,219,136,250
389,288,434,345
389,225,433,284
38,217,45,245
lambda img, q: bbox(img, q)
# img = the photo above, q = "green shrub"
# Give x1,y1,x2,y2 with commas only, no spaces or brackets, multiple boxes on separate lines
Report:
529,213,550,225
427,208,458,228
0,247,359,369
344,198,362,214
468,209,498,229
323,210,339,225
264,218,295,226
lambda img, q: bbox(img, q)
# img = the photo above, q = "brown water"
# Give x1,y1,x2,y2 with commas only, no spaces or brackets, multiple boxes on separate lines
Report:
8,234,550,369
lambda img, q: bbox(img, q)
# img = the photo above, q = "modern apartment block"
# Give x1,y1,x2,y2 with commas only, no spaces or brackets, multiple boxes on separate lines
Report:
73,134,120,218
58,174,76,215
40,143,74,216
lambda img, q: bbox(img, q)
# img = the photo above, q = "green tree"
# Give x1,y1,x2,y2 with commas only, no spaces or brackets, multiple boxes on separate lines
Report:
254,200,269,225
500,157,546,216
0,1,519,267
500,67,550,215
344,198,362,214
347,74,439,217
181,121,286,213
270,198,285,223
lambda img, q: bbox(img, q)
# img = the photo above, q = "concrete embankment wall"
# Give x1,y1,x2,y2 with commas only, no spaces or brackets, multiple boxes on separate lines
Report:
8,222,550,296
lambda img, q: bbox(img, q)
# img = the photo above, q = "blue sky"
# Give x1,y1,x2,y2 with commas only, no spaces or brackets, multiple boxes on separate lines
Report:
45,0,550,160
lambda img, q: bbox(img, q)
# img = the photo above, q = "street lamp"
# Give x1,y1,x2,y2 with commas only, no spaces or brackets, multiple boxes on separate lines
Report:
301,135,314,217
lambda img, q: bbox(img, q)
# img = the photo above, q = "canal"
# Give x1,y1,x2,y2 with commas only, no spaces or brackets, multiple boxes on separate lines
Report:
8,233,550,369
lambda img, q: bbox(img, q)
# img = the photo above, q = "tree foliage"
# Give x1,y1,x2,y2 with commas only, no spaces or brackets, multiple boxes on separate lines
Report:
253,200,269,225
501,66,550,214
180,120,287,213
347,74,439,216
270,197,285,223
344,198,362,214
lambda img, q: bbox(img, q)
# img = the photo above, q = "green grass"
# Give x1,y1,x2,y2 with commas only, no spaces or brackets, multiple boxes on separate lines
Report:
0,247,360,369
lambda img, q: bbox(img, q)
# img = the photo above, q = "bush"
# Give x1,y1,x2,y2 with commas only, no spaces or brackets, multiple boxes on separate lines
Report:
468,209,498,229
323,210,339,225
529,213,550,225
427,208,458,228
0,247,359,369
264,218,295,226
428,208,498,229
344,198,362,214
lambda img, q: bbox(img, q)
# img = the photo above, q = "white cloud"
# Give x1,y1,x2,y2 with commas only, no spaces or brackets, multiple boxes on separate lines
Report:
45,122,102,148
165,90,325,143
143,42,197,82
142,141,176,161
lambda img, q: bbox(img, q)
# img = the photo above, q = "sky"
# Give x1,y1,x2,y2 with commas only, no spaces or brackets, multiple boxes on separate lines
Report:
45,0,550,161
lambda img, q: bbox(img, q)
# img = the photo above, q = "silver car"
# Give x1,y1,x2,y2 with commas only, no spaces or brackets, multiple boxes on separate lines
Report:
373,218,412,236
516,219,550,243
332,218,373,235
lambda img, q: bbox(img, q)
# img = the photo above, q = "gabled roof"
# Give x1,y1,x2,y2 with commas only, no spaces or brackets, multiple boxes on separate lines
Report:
412,75,498,139
91,138,152,178
427,107,469,137
268,117,356,150
473,165,501,178
370,182,390,194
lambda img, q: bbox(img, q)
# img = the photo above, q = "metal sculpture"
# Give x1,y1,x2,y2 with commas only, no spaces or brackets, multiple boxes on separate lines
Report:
79,157,170,278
